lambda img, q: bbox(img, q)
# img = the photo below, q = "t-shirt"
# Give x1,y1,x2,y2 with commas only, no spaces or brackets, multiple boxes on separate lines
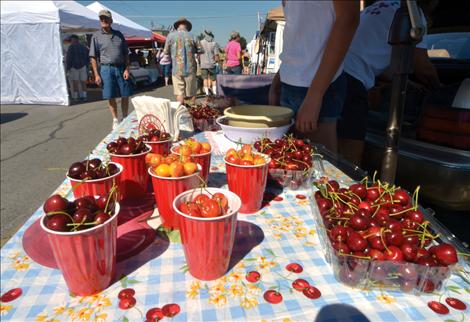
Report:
199,39,220,69
225,40,241,67
279,0,341,87
164,30,197,76
66,42,89,70
89,28,129,65
344,0,427,90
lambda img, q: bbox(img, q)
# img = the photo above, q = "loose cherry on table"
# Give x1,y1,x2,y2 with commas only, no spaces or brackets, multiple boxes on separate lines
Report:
263,290,283,304
245,271,261,283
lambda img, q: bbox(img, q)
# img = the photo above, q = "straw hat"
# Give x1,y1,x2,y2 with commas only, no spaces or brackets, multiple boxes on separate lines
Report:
173,17,192,32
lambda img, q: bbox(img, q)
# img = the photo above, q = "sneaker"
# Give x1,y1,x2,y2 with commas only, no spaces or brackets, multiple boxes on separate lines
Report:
112,118,119,130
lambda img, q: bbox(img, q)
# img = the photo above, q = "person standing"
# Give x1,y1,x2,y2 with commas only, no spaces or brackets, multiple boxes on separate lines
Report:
158,48,172,86
89,10,132,130
224,31,242,74
66,35,89,101
164,17,198,104
199,29,220,96
268,1,359,153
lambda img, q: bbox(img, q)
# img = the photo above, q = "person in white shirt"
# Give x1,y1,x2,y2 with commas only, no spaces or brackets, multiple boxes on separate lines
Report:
269,0,359,153
337,0,440,164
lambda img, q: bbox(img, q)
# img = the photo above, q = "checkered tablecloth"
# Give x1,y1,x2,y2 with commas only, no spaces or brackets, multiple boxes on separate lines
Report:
1,112,469,322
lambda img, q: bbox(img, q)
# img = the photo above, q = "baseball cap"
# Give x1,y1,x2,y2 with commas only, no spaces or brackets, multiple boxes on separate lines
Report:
98,10,112,19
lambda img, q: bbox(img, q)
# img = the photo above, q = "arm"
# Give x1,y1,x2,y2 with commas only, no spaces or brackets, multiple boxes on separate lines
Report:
163,36,171,55
268,71,281,105
121,35,130,80
65,47,72,71
89,36,101,86
413,47,440,90
296,0,359,132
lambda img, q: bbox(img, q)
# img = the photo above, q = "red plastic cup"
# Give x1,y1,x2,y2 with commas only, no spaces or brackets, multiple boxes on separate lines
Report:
173,188,241,280
40,202,120,296
144,138,172,155
67,162,123,198
224,154,270,214
109,145,150,201
171,145,212,183
148,166,201,229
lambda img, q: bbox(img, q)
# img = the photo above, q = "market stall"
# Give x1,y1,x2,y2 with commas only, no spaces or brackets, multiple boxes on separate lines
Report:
0,0,100,106
1,109,468,321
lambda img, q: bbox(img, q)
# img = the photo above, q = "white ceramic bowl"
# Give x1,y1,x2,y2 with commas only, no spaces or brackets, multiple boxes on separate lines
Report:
216,116,293,144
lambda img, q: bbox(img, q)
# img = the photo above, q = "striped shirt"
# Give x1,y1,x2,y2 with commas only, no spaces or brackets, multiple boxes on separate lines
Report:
89,28,129,65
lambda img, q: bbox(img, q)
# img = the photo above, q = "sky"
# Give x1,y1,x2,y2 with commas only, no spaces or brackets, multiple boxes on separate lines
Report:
78,1,279,45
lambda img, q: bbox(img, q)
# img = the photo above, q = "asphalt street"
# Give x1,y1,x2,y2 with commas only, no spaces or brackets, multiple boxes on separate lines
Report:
0,85,174,246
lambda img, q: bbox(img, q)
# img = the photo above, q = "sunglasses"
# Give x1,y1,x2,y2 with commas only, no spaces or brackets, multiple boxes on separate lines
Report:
99,16,110,22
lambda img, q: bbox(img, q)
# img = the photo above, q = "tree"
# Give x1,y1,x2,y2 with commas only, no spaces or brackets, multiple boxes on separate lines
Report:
240,36,247,50
196,33,205,41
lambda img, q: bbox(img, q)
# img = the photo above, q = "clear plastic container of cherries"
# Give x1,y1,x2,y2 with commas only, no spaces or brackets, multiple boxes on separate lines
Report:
310,173,467,294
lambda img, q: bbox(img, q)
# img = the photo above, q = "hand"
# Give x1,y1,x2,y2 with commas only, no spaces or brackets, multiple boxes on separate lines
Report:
123,69,130,80
295,94,323,133
95,75,102,86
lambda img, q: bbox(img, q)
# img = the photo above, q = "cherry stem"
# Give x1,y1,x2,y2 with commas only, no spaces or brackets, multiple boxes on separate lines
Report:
380,227,390,253
457,252,470,257
45,211,74,223
337,252,372,260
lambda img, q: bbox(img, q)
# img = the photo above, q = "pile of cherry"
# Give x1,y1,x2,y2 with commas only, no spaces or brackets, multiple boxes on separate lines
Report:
313,177,462,293
187,105,221,131
106,136,150,155
138,129,171,142
68,158,119,180
178,192,230,218
43,191,116,232
254,135,314,189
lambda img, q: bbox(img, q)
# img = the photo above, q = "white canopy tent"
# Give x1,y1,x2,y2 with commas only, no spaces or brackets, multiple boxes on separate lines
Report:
86,2,152,38
1,1,100,106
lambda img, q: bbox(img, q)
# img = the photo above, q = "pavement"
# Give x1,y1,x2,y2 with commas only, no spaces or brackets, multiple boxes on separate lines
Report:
0,84,174,246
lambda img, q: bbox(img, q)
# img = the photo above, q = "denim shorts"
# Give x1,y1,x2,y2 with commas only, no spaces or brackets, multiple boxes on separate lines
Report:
161,64,171,77
280,72,347,123
100,64,133,100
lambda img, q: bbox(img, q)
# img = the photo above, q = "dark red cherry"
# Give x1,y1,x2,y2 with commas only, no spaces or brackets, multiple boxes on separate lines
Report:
43,194,68,213
427,301,449,314
445,297,467,310
162,303,181,317
94,212,111,225
68,162,86,179
303,286,321,299
45,214,72,232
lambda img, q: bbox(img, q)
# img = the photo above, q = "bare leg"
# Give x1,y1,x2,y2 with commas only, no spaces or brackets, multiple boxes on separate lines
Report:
176,95,184,104
306,121,338,153
338,139,364,166
165,77,169,86
80,81,87,99
108,98,118,119
121,97,129,119
71,80,79,99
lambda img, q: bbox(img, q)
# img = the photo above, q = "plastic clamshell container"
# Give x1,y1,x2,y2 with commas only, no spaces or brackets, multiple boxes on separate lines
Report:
309,182,458,295
224,105,293,128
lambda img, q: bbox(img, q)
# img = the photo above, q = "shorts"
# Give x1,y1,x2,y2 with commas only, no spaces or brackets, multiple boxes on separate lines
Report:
161,64,171,77
100,64,133,100
69,66,87,82
337,73,369,140
280,72,347,123
172,73,197,97
201,67,217,81
226,65,242,75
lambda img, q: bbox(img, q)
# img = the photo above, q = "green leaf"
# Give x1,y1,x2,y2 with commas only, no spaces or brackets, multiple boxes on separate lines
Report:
465,287,470,294
243,258,257,262
120,275,128,288
446,285,461,294
122,317,129,322
166,230,181,243
265,248,275,257
127,279,139,284
443,319,458,322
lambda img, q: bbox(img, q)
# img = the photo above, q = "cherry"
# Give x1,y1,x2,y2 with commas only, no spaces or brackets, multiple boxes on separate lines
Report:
385,219,402,232
400,280,415,292
367,249,385,261
332,242,351,255
162,303,181,317
416,248,431,261
385,231,404,247
146,307,164,321
327,180,340,193
384,245,404,261
46,214,72,232
349,215,369,231
43,194,68,213
403,235,419,247
292,278,310,291
263,290,283,304
119,297,136,310
406,210,424,224
87,158,102,169
370,263,388,281
432,243,458,266
369,236,386,251
366,187,381,201
338,267,362,286
285,263,303,273
118,288,136,300
445,297,467,310
68,162,86,179
119,144,133,155
303,286,321,299
401,219,418,230
245,271,261,283
427,301,449,315
330,226,348,243
106,141,118,152
72,208,94,224
421,279,435,293
0,288,22,302
295,194,306,200
94,212,111,225
107,163,119,175
393,189,410,206
358,201,372,212
73,196,96,211
80,170,96,180
349,183,367,199
401,243,418,262
398,263,418,281
116,137,127,146
347,232,367,252
355,208,371,218
96,194,114,211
